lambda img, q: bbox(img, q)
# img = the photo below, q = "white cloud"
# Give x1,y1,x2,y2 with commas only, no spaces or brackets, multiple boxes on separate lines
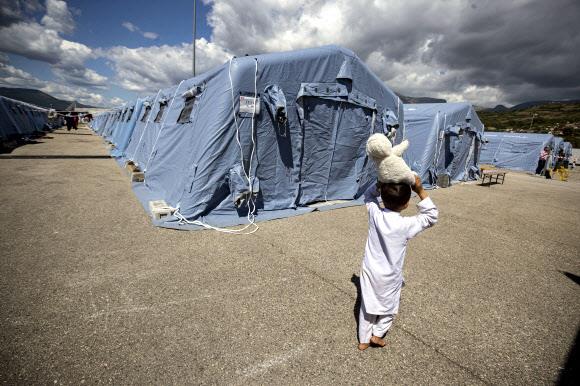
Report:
52,67,108,88
121,21,138,32
41,0,75,35
102,38,231,93
142,31,159,40
0,62,47,89
121,21,159,40
109,97,125,105
0,1,107,89
0,61,109,106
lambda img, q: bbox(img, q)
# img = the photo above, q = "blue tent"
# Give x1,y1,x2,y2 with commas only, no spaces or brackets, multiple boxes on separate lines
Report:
479,132,554,173
561,141,573,158
0,96,49,142
93,45,404,230
0,97,22,140
400,103,485,188
110,99,145,158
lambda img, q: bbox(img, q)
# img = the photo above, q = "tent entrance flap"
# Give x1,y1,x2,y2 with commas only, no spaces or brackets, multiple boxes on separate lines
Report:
297,96,375,205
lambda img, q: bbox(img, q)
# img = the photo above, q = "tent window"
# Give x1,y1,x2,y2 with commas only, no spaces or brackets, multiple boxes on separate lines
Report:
126,108,134,122
140,105,151,122
177,96,195,124
154,102,167,123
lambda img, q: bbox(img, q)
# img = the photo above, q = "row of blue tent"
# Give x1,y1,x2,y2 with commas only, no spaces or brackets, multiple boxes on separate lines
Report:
479,132,573,173
0,96,57,143
89,45,487,230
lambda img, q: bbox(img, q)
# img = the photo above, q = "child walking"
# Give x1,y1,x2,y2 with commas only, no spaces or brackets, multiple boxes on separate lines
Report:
358,175,438,350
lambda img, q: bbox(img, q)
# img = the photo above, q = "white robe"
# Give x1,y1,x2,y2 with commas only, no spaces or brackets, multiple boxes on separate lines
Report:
360,184,438,315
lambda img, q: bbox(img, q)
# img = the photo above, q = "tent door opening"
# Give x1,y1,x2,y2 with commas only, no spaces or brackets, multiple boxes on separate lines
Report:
297,97,374,206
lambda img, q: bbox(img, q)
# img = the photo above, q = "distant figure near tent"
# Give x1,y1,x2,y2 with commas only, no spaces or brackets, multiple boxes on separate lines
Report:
65,114,73,131
535,146,550,175
544,148,552,179
73,114,79,130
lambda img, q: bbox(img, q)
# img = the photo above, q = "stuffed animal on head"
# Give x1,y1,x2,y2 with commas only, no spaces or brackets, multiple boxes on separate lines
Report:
366,133,415,185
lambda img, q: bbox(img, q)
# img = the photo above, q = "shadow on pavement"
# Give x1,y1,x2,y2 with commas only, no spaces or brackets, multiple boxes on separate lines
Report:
560,271,580,286
557,326,579,385
351,274,362,339
0,139,47,154
52,132,94,136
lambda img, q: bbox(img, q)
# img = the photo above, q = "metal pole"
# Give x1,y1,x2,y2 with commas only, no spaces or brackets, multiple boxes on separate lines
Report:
193,0,196,77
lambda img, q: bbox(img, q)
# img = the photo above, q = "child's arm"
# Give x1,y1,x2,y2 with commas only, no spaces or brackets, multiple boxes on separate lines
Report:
405,175,438,239
363,181,381,213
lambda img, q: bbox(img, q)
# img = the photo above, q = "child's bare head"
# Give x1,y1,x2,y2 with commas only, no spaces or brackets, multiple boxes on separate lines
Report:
380,182,411,212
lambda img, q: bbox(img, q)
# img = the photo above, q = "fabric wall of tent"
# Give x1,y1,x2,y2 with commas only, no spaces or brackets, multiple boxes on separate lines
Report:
110,99,145,157
92,45,405,230
479,132,554,173
551,136,564,160
0,96,53,143
400,103,484,188
561,141,573,158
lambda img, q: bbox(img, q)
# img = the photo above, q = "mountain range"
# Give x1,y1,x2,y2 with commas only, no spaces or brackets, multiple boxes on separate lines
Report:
485,99,580,112
0,88,95,110
397,94,446,104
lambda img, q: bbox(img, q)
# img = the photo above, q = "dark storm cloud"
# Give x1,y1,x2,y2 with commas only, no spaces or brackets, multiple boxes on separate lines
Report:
0,0,43,27
431,0,580,103
207,0,580,105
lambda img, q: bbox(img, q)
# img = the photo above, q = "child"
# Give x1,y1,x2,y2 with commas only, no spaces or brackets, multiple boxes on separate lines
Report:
358,175,438,350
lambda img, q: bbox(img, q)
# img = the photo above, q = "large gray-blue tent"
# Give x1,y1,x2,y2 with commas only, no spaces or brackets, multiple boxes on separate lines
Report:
0,96,52,142
479,132,554,172
400,102,485,188
93,45,405,229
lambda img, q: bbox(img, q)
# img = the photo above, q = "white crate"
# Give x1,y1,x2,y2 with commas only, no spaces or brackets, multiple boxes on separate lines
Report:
148,200,175,220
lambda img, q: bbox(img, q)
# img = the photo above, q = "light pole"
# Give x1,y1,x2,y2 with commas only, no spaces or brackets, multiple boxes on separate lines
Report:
193,0,197,77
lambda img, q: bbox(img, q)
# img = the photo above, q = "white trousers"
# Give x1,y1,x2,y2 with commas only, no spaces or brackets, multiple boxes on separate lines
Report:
358,302,394,344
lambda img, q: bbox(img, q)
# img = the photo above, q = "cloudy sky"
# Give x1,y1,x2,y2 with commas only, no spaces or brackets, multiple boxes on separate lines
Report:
1,0,579,107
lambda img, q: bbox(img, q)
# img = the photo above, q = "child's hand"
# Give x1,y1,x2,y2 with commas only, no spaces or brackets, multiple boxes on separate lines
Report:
411,175,423,192
412,175,429,200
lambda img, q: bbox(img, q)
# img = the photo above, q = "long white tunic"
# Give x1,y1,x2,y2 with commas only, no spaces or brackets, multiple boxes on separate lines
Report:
360,184,438,315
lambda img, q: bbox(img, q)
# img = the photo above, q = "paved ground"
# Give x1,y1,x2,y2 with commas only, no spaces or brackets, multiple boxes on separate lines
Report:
1,127,579,384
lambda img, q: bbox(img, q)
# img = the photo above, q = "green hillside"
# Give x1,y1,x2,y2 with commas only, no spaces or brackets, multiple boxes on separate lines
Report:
478,102,580,147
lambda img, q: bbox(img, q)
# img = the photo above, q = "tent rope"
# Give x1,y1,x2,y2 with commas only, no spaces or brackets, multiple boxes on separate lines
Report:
173,57,259,234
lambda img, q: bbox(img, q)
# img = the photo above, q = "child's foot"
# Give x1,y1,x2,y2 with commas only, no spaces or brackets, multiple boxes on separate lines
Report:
357,343,370,351
370,336,386,347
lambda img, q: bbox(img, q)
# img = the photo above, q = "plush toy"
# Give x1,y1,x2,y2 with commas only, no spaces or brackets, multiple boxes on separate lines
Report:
366,133,415,185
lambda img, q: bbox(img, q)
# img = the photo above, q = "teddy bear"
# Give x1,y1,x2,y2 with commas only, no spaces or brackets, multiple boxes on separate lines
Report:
366,133,415,185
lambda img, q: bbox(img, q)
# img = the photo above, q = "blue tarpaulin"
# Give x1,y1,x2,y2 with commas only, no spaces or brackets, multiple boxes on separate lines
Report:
91,45,405,230
0,96,51,141
401,103,485,188
479,132,554,173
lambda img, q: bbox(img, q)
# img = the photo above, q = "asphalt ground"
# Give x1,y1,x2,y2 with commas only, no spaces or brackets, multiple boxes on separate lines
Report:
1,127,579,384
